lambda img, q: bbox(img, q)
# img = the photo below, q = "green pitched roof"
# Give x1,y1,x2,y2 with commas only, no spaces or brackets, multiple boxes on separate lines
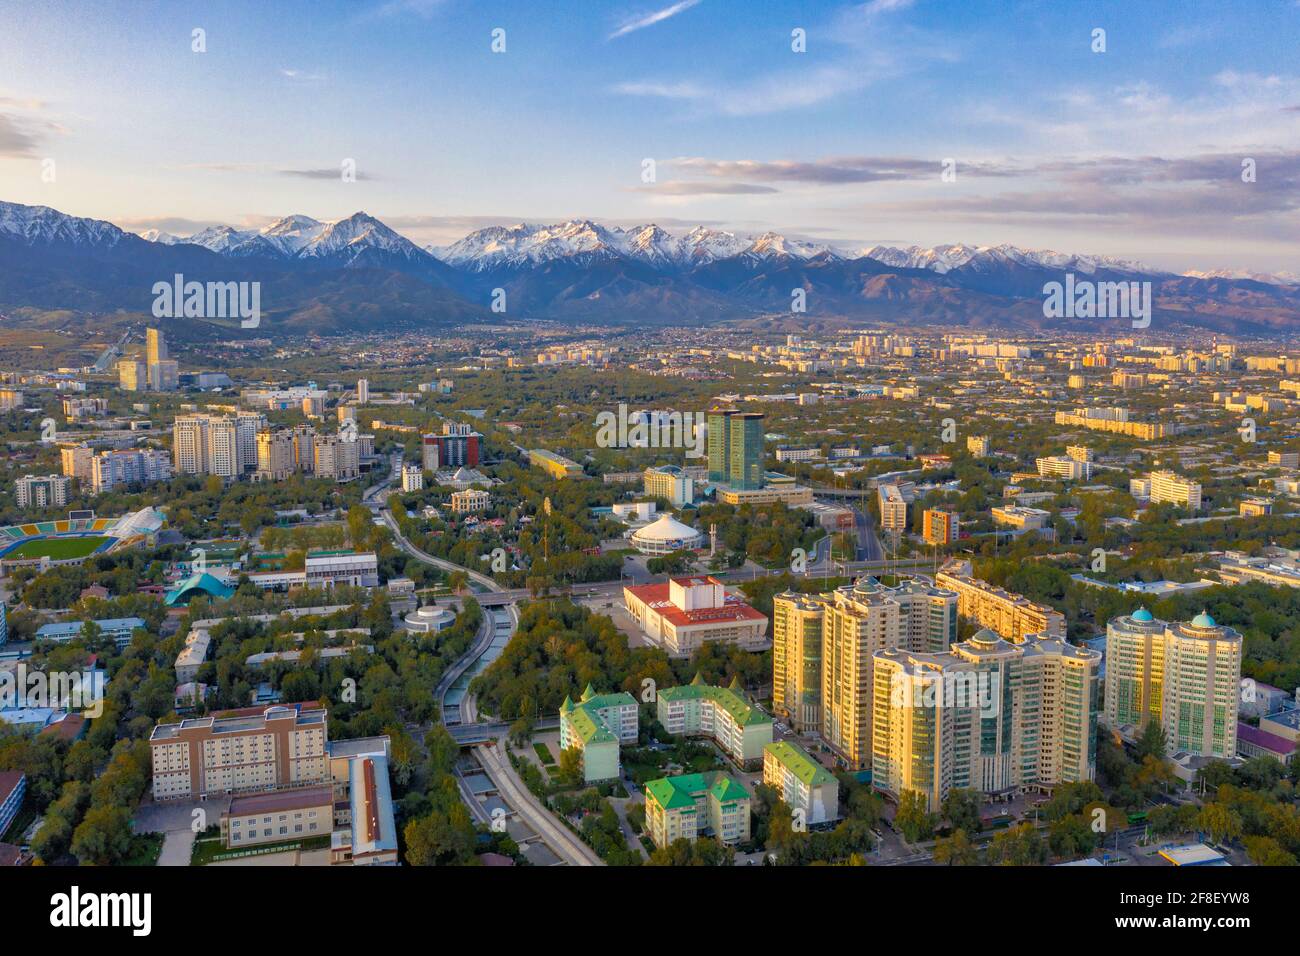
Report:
764,741,835,787
581,682,597,701
658,682,771,727
644,772,750,812
563,704,616,745
581,691,637,711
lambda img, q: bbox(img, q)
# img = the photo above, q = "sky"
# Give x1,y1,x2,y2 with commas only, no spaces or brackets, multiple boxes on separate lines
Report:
1,0,1298,271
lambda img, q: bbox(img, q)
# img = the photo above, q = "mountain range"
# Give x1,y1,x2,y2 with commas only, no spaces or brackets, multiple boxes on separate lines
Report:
3,200,1300,336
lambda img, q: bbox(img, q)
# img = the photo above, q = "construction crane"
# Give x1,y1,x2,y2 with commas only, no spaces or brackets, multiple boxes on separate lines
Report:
92,329,132,373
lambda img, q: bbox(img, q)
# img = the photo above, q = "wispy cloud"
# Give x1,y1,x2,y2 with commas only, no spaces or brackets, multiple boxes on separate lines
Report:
173,161,376,181
609,0,702,40
631,181,778,195
280,68,326,82
669,155,1022,185
612,0,944,116
0,113,42,157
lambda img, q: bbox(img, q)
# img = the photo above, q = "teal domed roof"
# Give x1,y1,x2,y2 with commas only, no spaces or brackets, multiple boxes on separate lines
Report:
1191,610,1216,628
1131,607,1154,623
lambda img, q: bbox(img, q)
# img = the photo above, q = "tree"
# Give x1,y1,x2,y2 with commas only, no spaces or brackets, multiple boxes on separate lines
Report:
940,788,981,835
70,805,133,865
933,828,978,865
1196,802,1243,845
1244,835,1298,866
556,746,585,788
1136,720,1168,760
403,805,477,866
895,790,936,844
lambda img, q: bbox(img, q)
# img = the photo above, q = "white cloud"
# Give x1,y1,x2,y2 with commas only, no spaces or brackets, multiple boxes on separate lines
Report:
608,0,702,40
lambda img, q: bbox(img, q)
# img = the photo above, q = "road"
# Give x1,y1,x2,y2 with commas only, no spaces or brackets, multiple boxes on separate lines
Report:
379,464,600,865
476,742,604,867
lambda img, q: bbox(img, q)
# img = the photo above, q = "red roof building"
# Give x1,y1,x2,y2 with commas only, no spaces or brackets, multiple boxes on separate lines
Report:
623,576,769,658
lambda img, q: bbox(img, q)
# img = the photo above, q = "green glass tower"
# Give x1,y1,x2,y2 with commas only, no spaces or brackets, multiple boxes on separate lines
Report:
707,408,736,484
729,412,764,490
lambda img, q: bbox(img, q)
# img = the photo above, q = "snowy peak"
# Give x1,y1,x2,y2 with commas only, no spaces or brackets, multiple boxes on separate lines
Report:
1184,268,1300,286
433,220,836,271
139,228,182,245
743,231,834,260
297,211,420,260
0,200,128,248
860,241,1165,277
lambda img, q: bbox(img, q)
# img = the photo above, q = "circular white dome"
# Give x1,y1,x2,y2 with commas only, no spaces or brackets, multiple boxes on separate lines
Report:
630,513,704,554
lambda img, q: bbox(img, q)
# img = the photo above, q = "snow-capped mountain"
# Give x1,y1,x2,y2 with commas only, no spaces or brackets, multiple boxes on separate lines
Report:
432,219,834,272
139,228,183,245
860,242,1166,277
1184,268,1300,286
0,201,130,249
5,199,1299,335
157,212,431,269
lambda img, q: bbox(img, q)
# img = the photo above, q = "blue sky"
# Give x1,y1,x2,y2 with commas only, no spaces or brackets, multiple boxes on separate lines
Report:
1,0,1298,270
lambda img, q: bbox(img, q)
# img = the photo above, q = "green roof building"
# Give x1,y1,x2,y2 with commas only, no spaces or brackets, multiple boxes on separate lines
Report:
559,686,639,783
643,771,751,848
762,741,840,826
656,676,773,767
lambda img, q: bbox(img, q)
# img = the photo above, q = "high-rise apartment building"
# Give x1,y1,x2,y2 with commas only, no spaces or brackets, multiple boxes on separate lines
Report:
872,629,1100,809
15,474,72,509
774,578,958,770
60,443,95,480
91,448,172,493
772,593,827,734
936,560,1067,641
313,433,361,482
255,428,297,481
356,378,369,404
923,508,958,545
1036,455,1092,481
118,358,147,392
174,413,266,477
1104,608,1242,758
878,483,908,533
1146,470,1203,510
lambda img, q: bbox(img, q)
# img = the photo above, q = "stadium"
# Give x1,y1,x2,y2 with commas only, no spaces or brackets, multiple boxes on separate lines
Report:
0,508,166,571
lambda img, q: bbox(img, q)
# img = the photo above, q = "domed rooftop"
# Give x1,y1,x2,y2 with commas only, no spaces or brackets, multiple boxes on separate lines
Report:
1131,607,1154,623
1191,610,1217,628
631,513,701,543
970,628,1001,645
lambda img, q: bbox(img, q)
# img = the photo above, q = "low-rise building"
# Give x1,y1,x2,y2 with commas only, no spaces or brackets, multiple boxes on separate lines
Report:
558,685,638,783
656,676,773,767
644,772,751,848
763,741,839,826
623,576,768,657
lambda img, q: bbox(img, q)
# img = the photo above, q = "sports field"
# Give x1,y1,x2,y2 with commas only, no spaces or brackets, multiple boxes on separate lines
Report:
3,535,111,560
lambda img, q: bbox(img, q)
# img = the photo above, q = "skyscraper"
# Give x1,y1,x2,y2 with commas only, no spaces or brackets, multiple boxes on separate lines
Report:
773,578,958,771
706,408,736,484
728,412,764,491
1104,608,1242,758
872,630,1100,810
772,593,826,734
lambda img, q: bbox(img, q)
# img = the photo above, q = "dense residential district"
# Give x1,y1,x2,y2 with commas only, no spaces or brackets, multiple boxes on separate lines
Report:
2,325,1300,869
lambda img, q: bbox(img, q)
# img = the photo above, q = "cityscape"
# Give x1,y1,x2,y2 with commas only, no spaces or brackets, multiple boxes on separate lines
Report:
0,0,1294,935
